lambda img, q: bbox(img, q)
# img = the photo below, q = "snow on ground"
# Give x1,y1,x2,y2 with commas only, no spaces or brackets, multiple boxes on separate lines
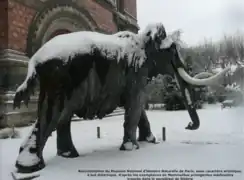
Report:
0,104,244,180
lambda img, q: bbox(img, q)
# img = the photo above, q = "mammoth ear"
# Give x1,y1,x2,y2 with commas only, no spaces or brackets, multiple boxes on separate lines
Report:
160,30,184,49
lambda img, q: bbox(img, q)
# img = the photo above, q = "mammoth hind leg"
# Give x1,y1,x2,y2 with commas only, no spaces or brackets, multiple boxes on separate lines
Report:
15,120,45,173
137,109,157,143
56,114,79,158
15,91,61,173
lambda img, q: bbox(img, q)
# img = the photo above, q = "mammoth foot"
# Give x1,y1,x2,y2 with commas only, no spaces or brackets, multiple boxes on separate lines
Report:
15,159,45,173
138,133,158,143
57,149,79,158
185,122,200,130
120,140,140,151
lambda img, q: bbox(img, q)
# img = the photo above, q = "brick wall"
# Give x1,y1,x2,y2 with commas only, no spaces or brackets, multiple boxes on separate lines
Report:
0,0,8,50
84,0,118,33
4,0,137,53
8,0,35,53
124,0,137,19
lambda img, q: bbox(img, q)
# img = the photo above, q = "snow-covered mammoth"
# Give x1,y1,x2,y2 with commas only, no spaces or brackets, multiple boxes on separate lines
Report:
13,23,230,173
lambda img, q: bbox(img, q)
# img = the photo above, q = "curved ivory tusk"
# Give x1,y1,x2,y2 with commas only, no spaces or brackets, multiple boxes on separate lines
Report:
193,72,226,89
177,66,231,86
193,72,214,79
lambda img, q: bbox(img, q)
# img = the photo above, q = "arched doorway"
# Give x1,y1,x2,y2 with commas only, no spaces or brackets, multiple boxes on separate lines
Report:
26,5,98,57
46,29,71,41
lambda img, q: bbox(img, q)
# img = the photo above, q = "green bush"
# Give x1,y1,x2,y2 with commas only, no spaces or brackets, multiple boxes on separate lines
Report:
206,93,216,104
164,92,186,111
164,92,204,111
195,100,203,109
216,95,225,103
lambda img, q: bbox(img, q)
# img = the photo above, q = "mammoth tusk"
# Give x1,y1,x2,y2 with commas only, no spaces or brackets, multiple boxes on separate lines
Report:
177,66,231,86
194,72,226,89
193,72,214,79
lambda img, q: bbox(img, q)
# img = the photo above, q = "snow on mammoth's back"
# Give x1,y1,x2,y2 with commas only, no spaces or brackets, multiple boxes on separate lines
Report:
31,31,144,66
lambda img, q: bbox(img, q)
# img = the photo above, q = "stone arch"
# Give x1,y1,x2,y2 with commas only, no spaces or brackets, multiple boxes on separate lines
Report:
47,29,71,42
41,18,77,44
26,1,99,57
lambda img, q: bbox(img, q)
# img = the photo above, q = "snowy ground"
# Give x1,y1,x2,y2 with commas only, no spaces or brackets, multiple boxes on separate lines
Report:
0,104,244,180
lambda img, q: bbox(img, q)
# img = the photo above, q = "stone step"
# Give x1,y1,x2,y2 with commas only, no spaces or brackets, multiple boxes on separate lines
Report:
1,110,37,128
0,92,38,128
0,49,29,61
0,91,125,127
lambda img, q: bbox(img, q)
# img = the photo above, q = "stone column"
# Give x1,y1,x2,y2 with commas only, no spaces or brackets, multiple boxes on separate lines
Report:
0,49,38,128
0,0,38,128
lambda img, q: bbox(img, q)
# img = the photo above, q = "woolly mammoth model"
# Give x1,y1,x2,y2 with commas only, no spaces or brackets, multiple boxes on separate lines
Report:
13,23,230,173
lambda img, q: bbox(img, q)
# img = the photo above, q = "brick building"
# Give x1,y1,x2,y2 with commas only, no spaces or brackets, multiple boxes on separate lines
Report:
0,0,138,127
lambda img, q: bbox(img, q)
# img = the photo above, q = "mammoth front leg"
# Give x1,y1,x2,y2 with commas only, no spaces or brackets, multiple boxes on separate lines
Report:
174,74,200,130
138,109,157,143
56,115,79,158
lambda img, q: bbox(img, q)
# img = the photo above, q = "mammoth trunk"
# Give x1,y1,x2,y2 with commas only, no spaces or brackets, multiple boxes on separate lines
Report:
174,72,200,130
169,44,200,130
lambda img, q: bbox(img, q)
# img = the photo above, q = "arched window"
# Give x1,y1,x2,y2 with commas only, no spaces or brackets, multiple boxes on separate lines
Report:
47,29,71,41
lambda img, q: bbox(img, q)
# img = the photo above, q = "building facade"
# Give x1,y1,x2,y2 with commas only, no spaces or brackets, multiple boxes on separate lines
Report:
0,0,138,127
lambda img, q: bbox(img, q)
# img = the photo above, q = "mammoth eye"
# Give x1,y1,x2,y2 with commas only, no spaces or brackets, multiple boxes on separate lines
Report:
160,31,166,38
146,31,151,37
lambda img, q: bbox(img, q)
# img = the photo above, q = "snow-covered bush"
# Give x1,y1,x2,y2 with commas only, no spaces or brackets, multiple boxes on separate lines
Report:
225,83,241,92
224,83,243,106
